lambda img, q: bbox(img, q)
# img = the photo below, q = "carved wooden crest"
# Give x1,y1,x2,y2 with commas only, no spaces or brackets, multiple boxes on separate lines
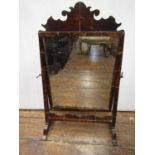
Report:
42,2,121,31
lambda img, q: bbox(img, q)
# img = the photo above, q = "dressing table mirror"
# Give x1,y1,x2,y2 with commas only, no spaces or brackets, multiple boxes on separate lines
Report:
38,2,124,146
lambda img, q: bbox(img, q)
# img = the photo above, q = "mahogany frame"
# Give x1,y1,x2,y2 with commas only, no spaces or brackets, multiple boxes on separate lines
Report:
38,2,125,146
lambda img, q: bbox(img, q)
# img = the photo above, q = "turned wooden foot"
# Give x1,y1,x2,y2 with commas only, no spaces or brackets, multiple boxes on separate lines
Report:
112,128,117,146
42,123,50,140
42,135,47,140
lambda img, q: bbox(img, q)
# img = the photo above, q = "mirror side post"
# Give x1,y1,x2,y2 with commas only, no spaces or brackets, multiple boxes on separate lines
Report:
38,32,51,140
111,31,125,146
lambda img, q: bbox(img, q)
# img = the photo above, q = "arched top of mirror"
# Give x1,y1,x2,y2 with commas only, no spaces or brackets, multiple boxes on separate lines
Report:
42,2,121,31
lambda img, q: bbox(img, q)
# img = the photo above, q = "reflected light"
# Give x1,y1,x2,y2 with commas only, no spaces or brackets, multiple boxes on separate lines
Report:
89,45,103,63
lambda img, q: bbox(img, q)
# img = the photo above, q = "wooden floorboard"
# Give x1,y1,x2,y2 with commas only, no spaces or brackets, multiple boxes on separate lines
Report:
19,110,135,155
20,139,134,155
50,48,114,110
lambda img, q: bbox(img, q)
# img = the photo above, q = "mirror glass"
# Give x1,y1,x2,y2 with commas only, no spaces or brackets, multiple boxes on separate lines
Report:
43,33,119,110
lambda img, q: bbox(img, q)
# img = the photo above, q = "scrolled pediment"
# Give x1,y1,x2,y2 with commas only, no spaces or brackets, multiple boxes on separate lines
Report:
42,2,121,31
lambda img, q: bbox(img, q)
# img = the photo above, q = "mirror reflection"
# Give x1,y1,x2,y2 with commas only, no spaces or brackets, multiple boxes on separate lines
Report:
43,34,118,110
